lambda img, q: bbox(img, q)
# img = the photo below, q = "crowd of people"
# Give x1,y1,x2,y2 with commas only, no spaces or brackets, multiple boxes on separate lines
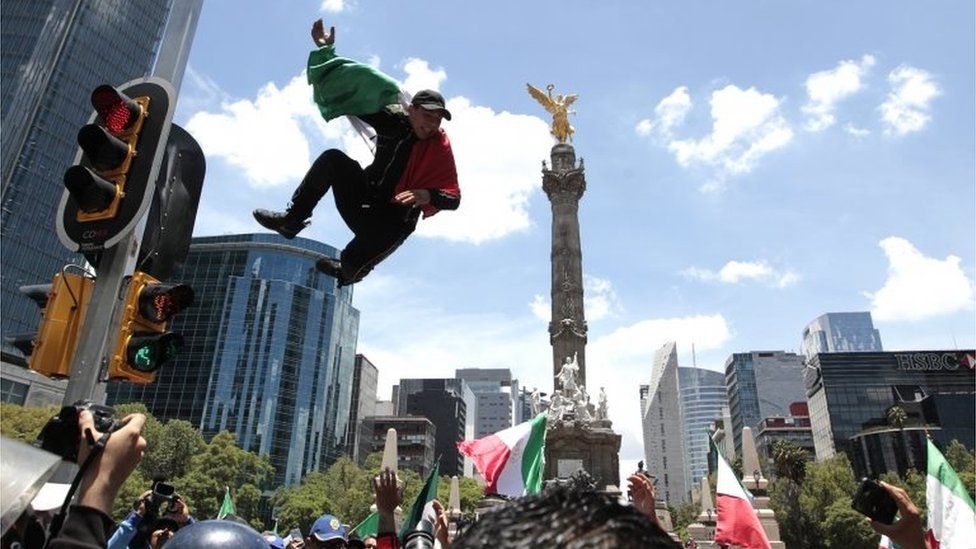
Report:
1,409,936,549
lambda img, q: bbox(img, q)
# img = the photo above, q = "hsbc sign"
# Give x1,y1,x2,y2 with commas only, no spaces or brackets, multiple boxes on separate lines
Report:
894,352,976,371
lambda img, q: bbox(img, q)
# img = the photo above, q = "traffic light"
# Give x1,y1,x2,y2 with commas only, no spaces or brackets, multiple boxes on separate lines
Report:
108,272,193,383
57,78,175,259
4,273,94,378
137,124,206,281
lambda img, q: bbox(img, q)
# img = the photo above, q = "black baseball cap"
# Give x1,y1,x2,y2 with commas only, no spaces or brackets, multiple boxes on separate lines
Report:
411,89,451,120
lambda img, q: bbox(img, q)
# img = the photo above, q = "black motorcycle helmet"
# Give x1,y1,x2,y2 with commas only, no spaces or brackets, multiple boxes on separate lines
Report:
164,520,268,548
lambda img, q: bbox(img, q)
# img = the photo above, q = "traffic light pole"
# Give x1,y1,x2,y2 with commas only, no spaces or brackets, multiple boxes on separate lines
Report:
61,219,147,406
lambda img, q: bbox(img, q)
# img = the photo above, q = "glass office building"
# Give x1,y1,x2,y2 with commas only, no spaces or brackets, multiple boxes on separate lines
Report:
678,367,727,494
725,351,806,456
805,350,975,477
802,312,883,359
395,378,474,477
1,0,181,340
109,234,360,486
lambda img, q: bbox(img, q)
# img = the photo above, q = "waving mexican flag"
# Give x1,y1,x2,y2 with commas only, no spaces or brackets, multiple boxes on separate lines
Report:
925,438,976,547
457,412,547,497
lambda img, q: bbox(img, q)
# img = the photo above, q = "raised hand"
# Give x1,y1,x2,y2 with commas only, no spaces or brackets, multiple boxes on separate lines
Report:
311,19,335,47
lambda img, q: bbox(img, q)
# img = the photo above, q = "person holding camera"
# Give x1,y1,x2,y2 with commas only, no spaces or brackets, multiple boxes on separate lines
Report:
107,488,195,549
47,410,148,549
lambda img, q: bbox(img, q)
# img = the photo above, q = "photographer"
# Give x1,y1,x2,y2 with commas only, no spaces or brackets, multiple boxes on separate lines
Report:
108,489,196,548
47,410,148,549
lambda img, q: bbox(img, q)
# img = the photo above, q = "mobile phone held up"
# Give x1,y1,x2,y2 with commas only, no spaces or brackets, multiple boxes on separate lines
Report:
851,478,898,524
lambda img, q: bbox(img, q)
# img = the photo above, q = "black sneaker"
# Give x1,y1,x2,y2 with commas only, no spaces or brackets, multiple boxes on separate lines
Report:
252,209,307,239
316,257,344,279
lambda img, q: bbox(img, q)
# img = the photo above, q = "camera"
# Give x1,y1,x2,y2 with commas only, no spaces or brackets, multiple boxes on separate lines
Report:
35,401,122,462
851,478,898,524
130,481,181,547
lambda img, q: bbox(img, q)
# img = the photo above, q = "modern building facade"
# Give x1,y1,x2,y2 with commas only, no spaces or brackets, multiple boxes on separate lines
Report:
0,353,66,406
802,312,883,359
678,366,727,495
455,368,517,438
358,415,436,476
725,351,806,456
1,0,195,343
346,354,378,463
805,350,975,477
641,342,687,503
395,378,474,477
108,234,360,486
754,402,814,478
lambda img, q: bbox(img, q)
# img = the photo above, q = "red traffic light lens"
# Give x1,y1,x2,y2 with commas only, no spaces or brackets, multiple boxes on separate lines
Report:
91,85,140,134
138,284,194,323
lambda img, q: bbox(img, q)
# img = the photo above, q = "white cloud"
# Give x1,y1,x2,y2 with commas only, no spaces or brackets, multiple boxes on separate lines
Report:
864,237,974,321
844,123,871,137
635,119,654,136
658,85,793,190
400,58,447,94
589,314,732,364
682,260,799,288
184,58,552,244
529,275,623,322
879,65,940,136
185,72,339,188
320,0,345,13
802,55,875,132
414,96,552,243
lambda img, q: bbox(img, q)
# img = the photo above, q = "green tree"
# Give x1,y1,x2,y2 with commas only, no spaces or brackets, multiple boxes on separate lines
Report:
0,403,59,442
886,405,910,470
769,477,815,549
944,439,976,500
273,473,336,535
771,439,810,482
139,419,205,481
177,431,274,520
668,501,700,541
822,499,876,548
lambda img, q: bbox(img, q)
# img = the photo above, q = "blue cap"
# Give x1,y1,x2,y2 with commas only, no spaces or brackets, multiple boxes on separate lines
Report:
310,514,346,541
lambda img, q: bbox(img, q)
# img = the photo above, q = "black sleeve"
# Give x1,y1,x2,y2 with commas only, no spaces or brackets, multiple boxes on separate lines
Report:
357,108,405,138
428,189,460,211
47,506,116,549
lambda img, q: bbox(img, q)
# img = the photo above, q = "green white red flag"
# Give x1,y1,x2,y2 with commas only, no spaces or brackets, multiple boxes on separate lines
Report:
713,444,771,549
457,412,546,497
399,461,440,540
925,438,976,547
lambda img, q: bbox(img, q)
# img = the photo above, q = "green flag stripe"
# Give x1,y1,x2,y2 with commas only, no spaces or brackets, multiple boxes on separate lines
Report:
521,413,548,495
399,461,440,539
349,511,379,537
928,439,976,512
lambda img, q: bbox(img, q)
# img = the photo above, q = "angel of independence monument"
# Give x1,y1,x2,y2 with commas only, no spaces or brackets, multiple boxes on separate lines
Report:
527,83,621,488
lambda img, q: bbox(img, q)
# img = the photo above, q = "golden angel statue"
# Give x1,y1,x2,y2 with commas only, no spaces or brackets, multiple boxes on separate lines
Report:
527,83,578,143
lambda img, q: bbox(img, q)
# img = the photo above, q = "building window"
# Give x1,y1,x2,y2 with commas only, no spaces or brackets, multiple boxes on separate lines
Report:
1,379,29,405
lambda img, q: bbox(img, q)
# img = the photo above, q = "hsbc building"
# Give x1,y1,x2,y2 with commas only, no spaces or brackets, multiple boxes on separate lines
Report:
804,350,975,477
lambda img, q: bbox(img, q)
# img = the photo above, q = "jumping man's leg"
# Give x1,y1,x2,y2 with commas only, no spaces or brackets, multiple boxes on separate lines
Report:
253,149,364,238
316,208,419,285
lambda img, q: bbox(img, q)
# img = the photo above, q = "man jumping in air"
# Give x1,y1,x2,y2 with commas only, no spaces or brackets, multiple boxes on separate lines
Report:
253,20,460,285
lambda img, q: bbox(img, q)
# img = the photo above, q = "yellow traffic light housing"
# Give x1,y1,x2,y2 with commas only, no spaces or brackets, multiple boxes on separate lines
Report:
63,86,150,222
18,273,95,378
108,271,193,383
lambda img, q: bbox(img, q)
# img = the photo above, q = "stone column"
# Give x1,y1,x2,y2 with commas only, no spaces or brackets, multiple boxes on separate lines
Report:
543,143,588,388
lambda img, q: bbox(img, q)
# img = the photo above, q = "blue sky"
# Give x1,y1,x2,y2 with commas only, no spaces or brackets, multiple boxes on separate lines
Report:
177,1,975,483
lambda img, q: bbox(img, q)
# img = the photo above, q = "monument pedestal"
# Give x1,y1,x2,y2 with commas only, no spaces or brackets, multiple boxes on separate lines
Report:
544,419,621,489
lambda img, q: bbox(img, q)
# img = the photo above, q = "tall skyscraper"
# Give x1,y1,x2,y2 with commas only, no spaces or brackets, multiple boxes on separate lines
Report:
802,312,883,359
725,351,806,456
396,378,474,477
640,342,687,503
347,354,378,462
455,368,517,438
1,0,196,340
678,366,727,495
108,234,359,486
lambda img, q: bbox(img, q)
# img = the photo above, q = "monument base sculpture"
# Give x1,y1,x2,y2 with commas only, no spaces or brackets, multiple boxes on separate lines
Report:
544,418,621,489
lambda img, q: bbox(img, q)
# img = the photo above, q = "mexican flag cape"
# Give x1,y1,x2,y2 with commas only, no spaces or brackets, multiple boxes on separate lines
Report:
925,438,976,547
457,413,547,497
